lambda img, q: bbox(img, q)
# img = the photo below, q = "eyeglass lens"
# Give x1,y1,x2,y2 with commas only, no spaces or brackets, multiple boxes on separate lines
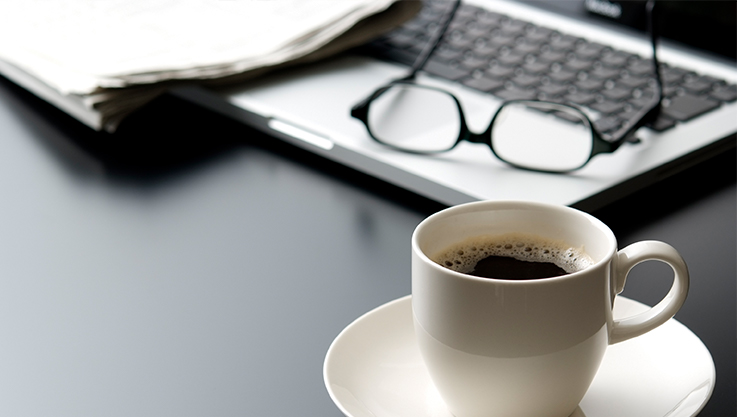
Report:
367,84,461,152
490,101,593,171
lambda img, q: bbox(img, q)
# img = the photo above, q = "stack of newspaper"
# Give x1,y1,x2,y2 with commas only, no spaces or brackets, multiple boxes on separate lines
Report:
0,0,419,131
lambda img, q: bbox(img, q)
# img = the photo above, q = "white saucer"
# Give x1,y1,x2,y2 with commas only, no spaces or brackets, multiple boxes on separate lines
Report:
324,295,715,417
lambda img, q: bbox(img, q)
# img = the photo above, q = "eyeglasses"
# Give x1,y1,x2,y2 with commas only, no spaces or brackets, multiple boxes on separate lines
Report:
351,0,663,173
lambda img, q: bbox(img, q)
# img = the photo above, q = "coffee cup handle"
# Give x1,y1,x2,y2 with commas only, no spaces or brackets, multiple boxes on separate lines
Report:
609,241,689,344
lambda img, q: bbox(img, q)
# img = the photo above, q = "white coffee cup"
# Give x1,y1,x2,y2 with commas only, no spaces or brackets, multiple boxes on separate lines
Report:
411,201,689,417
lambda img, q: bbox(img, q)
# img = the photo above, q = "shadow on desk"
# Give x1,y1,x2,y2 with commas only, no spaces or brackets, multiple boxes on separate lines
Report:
1,73,447,214
0,76,243,184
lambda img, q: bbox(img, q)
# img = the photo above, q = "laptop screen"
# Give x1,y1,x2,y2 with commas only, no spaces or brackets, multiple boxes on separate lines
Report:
585,0,736,61
519,0,736,61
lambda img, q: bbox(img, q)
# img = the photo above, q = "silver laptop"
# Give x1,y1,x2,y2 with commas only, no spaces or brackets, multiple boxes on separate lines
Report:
174,0,737,210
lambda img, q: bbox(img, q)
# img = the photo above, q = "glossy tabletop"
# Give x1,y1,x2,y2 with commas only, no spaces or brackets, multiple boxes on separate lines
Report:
0,75,733,417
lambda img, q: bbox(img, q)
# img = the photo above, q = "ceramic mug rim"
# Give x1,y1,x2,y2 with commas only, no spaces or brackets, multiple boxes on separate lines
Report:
412,200,618,284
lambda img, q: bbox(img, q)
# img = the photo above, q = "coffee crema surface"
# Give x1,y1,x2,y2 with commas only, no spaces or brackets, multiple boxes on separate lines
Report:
431,233,594,280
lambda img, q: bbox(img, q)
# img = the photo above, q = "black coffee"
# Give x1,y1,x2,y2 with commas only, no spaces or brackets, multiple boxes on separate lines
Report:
471,255,568,280
432,233,593,280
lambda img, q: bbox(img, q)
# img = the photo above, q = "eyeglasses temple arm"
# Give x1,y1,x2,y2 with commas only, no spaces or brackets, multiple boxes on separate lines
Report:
647,0,663,106
602,0,663,152
405,0,462,80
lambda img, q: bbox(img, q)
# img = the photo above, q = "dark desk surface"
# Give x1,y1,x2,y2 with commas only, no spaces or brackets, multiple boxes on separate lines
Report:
0,75,733,417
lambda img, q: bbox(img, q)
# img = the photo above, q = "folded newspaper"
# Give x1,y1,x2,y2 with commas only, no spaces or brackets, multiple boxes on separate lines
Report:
0,0,420,131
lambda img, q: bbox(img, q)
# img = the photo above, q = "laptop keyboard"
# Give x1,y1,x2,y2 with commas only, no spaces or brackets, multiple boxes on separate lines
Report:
363,0,736,137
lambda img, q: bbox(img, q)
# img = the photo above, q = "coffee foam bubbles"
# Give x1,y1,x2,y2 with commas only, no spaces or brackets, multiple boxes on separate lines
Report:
431,233,594,275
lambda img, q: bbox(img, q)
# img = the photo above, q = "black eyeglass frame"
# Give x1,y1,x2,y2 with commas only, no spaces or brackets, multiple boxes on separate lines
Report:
350,0,663,173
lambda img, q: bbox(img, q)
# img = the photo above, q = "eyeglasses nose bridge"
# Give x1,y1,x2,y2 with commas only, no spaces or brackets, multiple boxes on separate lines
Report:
463,129,491,145
459,111,498,146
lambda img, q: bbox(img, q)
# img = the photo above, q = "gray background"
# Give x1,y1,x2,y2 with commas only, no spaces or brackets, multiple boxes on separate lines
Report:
0,70,733,417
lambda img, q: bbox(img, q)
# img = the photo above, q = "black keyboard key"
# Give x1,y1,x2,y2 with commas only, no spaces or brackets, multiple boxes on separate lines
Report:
521,61,550,75
496,51,526,66
599,51,633,68
547,68,577,83
514,39,543,54
588,66,620,80
591,100,625,115
537,83,569,97
486,65,515,79
494,86,537,100
460,54,490,70
661,94,721,121
454,3,483,19
499,18,528,35
488,32,518,47
594,116,623,133
536,49,566,63
404,19,432,34
464,25,494,41
617,75,650,89
447,18,471,32
628,93,659,110
462,76,505,92
424,59,469,81
475,10,504,26
525,26,554,43
647,115,678,132
601,87,633,101
663,84,681,97
661,66,689,85
374,46,417,67
384,31,419,50
473,43,502,57
627,59,655,76
565,57,595,72
444,33,474,50
697,75,723,84
548,34,579,51
575,78,605,92
575,42,607,59
510,73,542,88
710,84,737,102
565,92,597,105
425,0,449,12
431,44,463,62
681,78,714,95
